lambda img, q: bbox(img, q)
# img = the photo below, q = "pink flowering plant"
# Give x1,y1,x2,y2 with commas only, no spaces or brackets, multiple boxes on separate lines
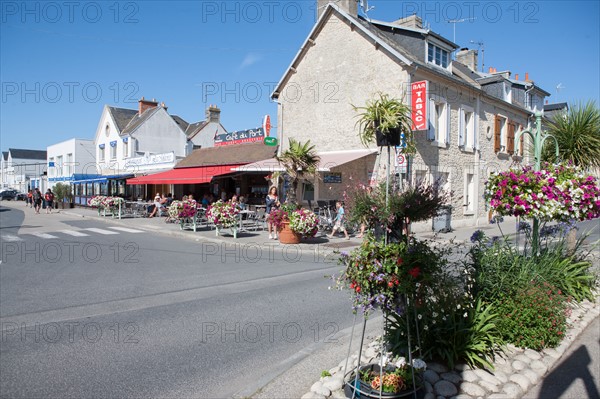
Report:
168,200,197,219
88,195,106,207
288,208,319,237
206,200,239,228
485,163,600,221
332,237,446,315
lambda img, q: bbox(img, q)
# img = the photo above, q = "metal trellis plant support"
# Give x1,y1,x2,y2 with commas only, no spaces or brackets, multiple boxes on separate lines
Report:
514,111,560,254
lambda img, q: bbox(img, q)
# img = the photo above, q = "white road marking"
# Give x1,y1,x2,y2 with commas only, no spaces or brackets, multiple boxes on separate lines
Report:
83,228,119,235
1,234,23,242
59,230,90,237
30,232,59,239
108,227,144,234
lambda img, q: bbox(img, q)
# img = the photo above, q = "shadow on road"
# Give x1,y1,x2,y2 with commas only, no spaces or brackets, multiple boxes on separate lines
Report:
536,343,600,399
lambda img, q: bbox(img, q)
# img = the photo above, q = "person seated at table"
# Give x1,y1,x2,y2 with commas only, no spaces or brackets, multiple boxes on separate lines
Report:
188,194,196,204
230,195,239,208
201,194,210,208
148,193,163,218
166,193,174,206
238,195,247,210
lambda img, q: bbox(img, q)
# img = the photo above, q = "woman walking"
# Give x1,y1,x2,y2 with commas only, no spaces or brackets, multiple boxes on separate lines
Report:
265,186,280,240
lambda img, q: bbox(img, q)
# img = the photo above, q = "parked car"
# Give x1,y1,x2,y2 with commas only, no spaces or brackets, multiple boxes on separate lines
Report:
14,192,27,201
0,190,18,201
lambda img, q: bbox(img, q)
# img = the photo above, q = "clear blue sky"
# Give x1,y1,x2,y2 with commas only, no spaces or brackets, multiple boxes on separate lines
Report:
1,0,599,152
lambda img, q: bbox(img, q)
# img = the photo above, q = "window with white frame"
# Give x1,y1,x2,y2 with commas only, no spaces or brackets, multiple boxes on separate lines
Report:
459,106,476,150
436,171,451,195
427,43,449,68
110,141,117,160
464,173,475,213
99,146,105,162
56,155,63,176
123,139,129,158
49,157,55,177
66,153,73,176
428,98,449,144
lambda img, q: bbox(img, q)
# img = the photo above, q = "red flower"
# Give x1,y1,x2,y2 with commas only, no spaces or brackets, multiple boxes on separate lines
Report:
355,286,361,293
396,258,403,266
388,281,394,288
408,267,420,278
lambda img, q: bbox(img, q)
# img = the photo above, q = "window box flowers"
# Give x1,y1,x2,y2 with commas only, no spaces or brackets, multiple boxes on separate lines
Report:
288,208,319,238
88,195,124,218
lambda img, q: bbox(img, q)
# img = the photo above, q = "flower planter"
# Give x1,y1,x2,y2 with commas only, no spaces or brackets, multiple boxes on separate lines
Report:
347,363,422,399
278,221,301,244
376,127,402,147
215,225,238,239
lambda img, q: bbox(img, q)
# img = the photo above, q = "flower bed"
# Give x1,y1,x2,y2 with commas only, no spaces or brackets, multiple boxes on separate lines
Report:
288,208,319,237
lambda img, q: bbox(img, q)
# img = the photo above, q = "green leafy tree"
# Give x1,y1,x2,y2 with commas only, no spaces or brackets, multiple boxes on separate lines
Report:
53,183,72,203
543,101,600,168
276,139,320,205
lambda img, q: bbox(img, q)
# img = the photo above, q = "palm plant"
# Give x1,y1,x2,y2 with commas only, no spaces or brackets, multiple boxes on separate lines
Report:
276,139,320,205
353,93,415,153
543,101,600,168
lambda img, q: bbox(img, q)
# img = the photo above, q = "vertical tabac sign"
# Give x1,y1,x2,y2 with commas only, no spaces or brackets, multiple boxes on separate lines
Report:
411,81,428,131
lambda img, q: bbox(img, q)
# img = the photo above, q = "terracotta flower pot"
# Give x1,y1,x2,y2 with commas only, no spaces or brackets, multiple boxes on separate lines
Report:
278,221,301,244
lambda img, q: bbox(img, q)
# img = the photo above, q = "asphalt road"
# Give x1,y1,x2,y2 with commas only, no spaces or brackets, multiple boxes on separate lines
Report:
0,205,356,398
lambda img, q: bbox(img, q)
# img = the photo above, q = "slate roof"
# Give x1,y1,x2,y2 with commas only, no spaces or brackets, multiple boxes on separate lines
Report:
121,106,162,135
185,121,209,138
107,107,138,132
9,148,47,160
2,152,7,161
544,102,568,112
176,142,278,168
171,115,190,133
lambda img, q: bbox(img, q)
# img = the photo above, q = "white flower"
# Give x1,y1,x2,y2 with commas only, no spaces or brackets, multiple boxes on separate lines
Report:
395,357,407,368
412,359,427,371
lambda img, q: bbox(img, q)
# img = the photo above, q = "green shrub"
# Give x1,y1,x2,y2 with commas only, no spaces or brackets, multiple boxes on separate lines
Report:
494,281,570,350
385,271,503,370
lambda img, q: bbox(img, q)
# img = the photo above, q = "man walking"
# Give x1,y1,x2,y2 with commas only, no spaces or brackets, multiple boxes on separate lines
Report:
32,188,42,214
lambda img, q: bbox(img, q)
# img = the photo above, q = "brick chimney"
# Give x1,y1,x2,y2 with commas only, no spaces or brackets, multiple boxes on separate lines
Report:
393,14,423,29
317,0,357,20
138,97,159,115
456,48,478,71
205,105,221,123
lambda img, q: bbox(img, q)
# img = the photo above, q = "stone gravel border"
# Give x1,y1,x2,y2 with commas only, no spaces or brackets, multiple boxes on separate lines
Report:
301,295,599,399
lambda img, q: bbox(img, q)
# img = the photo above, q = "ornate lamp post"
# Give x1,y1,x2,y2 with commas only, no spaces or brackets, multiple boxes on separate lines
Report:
515,111,560,254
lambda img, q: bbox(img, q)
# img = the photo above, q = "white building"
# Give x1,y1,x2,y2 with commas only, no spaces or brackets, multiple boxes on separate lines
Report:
47,138,97,189
0,148,47,192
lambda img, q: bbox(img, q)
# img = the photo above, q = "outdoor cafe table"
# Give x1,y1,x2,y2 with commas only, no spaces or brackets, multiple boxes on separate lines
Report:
238,209,256,231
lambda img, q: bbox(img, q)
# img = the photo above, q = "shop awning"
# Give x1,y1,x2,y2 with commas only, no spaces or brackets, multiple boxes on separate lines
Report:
233,149,378,173
72,174,133,184
126,164,245,185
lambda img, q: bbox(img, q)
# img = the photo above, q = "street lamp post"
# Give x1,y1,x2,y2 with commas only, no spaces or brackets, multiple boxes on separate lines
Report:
515,111,560,254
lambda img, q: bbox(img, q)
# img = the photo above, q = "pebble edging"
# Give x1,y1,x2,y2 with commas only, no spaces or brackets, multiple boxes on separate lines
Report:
300,296,599,399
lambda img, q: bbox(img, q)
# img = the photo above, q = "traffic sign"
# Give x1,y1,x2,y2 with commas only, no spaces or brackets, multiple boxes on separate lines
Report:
264,137,278,146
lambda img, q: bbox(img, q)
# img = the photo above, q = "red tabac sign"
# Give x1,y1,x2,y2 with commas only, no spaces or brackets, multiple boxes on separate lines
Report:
411,81,428,131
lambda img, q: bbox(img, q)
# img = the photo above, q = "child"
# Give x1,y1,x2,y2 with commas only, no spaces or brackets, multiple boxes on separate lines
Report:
328,201,349,240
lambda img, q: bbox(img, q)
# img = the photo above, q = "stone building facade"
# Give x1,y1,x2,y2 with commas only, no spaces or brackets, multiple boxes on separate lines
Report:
272,2,548,227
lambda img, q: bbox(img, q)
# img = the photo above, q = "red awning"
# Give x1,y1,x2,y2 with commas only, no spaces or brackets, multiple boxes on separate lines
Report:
126,164,244,185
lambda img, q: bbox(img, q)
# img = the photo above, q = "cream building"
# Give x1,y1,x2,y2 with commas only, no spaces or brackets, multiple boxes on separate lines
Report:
271,2,550,228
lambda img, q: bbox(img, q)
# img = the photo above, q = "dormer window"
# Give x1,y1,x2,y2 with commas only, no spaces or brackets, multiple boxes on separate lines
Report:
428,43,449,68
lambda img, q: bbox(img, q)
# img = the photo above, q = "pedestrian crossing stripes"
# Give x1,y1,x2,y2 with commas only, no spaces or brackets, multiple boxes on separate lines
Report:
107,227,144,234
30,232,59,239
59,230,90,237
1,234,22,242
1,226,146,242
82,228,119,235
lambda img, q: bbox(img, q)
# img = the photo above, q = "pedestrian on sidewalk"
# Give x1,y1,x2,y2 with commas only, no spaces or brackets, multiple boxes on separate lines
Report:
328,200,350,240
26,190,33,208
45,189,54,214
266,186,280,240
32,188,42,214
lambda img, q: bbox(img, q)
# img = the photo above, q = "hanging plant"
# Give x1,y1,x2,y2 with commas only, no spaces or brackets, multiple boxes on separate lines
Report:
353,93,415,154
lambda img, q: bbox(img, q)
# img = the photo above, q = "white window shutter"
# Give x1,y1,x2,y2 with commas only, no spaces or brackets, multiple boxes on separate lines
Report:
445,103,451,145
427,98,436,141
458,108,465,147
473,113,479,150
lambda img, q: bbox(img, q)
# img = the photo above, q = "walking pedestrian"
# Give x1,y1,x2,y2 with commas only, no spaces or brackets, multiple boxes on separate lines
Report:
328,200,350,240
32,188,42,214
26,190,33,208
45,189,54,214
266,186,280,240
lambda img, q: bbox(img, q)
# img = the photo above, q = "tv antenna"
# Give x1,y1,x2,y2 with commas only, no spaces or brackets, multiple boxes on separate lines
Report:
470,40,485,72
556,83,566,100
446,17,476,43
359,0,374,17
